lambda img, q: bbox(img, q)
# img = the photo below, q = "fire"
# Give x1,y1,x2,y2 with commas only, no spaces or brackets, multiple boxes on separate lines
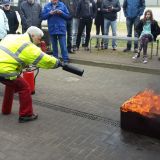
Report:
121,90,160,117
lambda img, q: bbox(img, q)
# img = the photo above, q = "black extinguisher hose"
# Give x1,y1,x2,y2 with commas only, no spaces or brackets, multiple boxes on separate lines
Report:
29,66,39,84
33,67,39,84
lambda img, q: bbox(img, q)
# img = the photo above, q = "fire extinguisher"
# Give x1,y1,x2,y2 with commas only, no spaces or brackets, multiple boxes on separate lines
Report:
22,41,47,95
23,66,39,95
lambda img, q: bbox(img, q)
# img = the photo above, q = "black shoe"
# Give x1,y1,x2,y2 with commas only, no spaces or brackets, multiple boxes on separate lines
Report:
19,114,38,123
74,47,79,51
82,44,85,47
84,47,89,51
123,48,131,52
68,50,74,54
101,45,104,50
113,47,117,51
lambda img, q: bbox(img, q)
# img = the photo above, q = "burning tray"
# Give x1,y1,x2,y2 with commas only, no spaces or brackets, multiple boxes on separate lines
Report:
120,90,160,139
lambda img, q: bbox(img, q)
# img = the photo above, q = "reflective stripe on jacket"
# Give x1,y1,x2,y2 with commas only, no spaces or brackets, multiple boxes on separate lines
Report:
0,33,58,80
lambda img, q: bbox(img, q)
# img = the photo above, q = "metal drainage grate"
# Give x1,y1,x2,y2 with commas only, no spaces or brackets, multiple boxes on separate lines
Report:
33,99,120,127
0,91,120,127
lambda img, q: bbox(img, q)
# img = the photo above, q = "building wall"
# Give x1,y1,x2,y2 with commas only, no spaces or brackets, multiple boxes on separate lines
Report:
119,0,160,6
118,7,160,22
1,0,160,6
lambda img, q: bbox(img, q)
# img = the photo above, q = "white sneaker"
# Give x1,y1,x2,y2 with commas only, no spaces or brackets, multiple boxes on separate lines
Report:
143,57,148,64
132,53,140,60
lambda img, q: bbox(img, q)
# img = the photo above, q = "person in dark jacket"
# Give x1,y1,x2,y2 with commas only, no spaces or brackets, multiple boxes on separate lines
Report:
2,0,19,34
61,0,85,53
71,0,86,51
19,0,42,33
132,10,160,64
41,0,70,63
101,0,121,50
18,0,26,11
75,0,96,51
94,0,104,49
123,0,145,53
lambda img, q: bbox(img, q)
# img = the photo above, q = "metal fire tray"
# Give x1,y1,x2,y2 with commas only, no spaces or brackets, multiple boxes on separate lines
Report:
121,110,160,139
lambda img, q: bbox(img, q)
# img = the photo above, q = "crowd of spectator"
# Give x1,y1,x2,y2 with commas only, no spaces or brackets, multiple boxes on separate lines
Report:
0,0,160,64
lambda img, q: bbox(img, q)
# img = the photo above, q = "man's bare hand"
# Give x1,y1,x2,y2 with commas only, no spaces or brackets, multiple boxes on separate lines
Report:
49,10,57,15
50,10,62,15
56,10,62,14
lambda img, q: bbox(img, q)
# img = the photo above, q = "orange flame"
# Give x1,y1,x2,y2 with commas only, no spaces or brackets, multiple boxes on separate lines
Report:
121,90,160,117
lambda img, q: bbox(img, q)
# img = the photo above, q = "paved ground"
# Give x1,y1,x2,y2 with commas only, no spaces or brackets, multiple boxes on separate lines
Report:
0,48,160,160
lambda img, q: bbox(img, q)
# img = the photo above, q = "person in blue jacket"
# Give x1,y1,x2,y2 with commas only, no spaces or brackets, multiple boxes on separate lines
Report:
41,0,70,63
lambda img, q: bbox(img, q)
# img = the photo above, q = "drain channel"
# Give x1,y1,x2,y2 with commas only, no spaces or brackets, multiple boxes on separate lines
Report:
0,92,120,127
33,99,120,127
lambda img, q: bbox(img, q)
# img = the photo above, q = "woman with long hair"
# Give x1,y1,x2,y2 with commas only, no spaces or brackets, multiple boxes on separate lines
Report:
132,9,160,64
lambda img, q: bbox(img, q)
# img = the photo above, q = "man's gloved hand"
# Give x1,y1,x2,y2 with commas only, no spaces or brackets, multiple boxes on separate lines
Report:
57,60,63,67
57,60,69,68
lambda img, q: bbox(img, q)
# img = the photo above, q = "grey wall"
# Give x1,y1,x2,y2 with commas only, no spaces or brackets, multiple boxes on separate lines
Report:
119,0,160,6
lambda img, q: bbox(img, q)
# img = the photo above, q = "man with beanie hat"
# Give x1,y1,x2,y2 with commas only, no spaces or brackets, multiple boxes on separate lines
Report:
2,0,19,34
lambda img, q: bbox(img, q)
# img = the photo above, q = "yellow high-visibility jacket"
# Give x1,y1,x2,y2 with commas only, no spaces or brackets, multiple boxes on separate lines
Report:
0,33,58,80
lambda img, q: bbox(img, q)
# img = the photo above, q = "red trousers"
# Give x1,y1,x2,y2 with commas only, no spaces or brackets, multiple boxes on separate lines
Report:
0,76,33,116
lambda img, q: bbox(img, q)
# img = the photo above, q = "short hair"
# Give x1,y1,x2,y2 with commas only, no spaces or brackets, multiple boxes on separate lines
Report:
26,26,44,37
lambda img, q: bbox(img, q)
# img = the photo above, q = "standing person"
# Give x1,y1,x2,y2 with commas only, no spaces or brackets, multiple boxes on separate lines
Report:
76,0,96,51
94,0,104,49
19,0,42,33
101,0,121,50
0,8,9,40
72,0,86,51
18,0,26,11
2,0,19,34
41,0,70,63
123,0,145,53
0,26,60,123
60,0,74,53
132,10,160,64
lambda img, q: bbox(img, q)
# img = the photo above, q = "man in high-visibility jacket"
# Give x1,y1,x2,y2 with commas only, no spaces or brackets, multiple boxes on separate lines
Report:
0,26,59,123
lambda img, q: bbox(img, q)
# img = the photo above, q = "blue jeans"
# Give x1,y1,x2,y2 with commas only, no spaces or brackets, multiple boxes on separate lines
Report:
126,17,140,49
50,34,69,63
72,18,85,46
104,19,117,48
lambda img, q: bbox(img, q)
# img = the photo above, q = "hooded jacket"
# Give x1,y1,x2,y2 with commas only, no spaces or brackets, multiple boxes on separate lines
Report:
123,0,145,18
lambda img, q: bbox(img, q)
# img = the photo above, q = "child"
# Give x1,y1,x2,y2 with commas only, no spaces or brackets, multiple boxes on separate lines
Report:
132,10,160,64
